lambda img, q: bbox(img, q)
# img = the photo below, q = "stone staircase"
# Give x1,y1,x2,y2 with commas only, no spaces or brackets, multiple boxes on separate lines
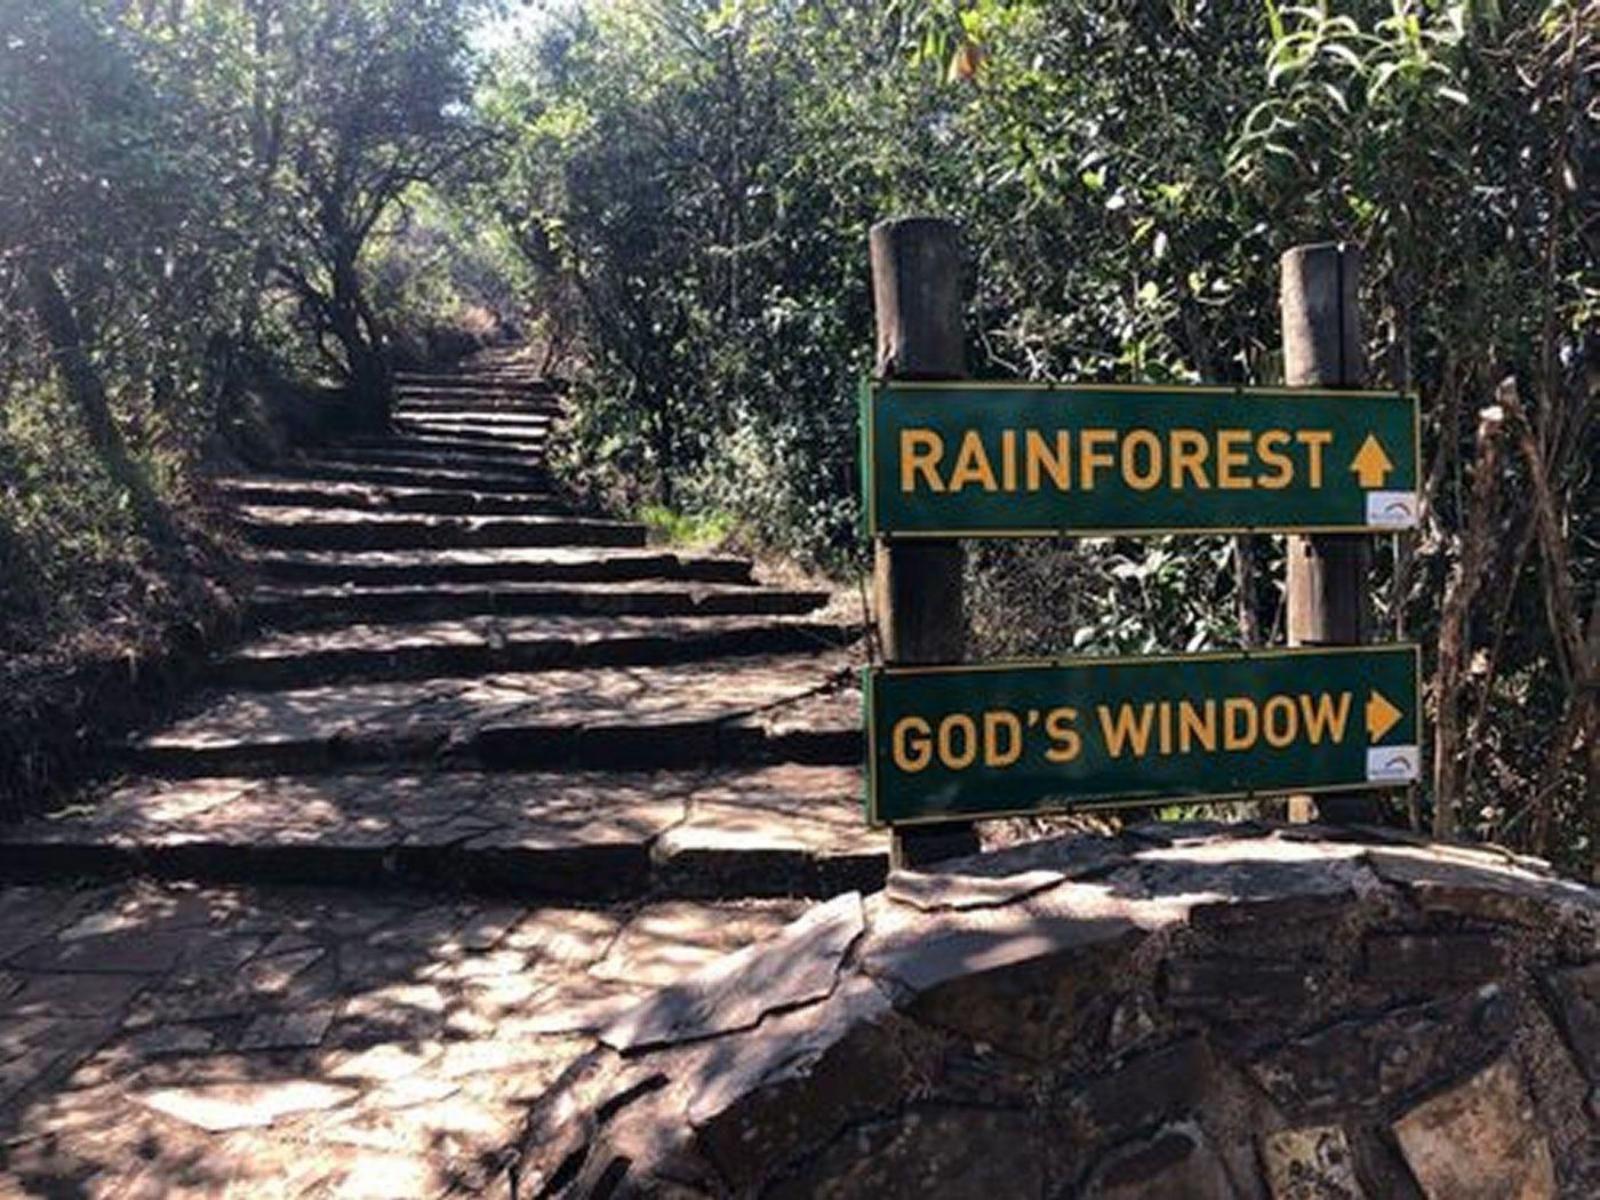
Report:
1,351,880,899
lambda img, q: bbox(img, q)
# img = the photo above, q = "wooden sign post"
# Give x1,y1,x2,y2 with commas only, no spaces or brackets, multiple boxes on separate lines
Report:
1281,243,1380,823
860,229,1414,842
869,217,981,868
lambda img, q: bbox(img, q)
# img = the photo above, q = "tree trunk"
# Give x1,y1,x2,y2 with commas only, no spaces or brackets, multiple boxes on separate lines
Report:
1582,599,1600,880
1233,535,1261,647
328,250,391,432
1432,395,1506,837
24,259,175,547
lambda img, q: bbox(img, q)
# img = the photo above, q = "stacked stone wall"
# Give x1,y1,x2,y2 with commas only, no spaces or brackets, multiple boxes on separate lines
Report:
517,825,1600,1198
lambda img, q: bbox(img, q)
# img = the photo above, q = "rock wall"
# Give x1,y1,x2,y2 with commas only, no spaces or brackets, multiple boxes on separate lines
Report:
515,824,1600,1198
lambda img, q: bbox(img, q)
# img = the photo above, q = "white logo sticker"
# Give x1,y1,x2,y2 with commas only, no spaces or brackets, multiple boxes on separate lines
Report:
1365,491,1418,529
1366,745,1420,783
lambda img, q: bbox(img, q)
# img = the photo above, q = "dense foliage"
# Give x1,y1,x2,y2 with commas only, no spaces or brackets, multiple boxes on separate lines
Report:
0,0,491,809
1,0,1594,865
0,0,486,659
482,0,1596,865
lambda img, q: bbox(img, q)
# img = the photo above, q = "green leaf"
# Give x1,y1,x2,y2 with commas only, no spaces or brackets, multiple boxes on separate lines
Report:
1265,0,1285,43
1320,41,1364,70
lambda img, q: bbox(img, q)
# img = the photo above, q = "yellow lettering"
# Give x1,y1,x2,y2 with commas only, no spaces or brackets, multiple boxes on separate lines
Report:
1121,429,1163,491
1178,699,1217,753
1098,703,1156,758
1296,430,1332,488
938,714,978,769
983,711,1023,767
1000,430,1017,492
1299,691,1351,744
1223,698,1259,750
948,432,998,493
1080,429,1117,490
892,716,932,772
1262,695,1297,748
900,430,945,494
1256,430,1293,489
1025,430,1071,491
1170,429,1211,489
1044,707,1082,763
1217,429,1254,490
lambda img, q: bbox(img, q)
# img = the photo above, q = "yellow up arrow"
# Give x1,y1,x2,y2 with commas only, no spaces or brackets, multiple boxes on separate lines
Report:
1365,690,1403,742
1350,434,1395,488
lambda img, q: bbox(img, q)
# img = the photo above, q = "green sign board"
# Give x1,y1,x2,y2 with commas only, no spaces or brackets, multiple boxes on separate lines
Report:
860,380,1419,537
864,645,1419,827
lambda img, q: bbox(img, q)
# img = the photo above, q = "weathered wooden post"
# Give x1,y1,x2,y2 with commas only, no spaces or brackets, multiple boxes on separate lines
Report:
869,217,981,868
1281,242,1378,823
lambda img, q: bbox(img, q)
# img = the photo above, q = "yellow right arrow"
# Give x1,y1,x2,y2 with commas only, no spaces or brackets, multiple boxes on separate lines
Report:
1365,690,1403,742
1350,434,1396,488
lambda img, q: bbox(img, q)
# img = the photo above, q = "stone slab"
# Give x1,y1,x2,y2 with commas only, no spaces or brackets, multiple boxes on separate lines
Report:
602,892,863,1051
271,459,553,493
885,867,1066,911
1392,1058,1557,1199
248,580,831,628
1541,959,1600,1082
1367,846,1598,925
218,614,854,687
0,877,811,1198
1260,1125,1365,1200
215,476,566,515
139,1079,360,1132
245,546,754,587
0,767,882,902
111,652,857,778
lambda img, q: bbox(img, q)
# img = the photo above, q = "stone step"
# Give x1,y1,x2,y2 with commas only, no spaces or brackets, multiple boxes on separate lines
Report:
248,547,755,587
215,615,858,688
391,393,554,410
393,416,551,435
390,428,553,451
294,445,547,476
214,477,567,516
334,432,551,461
120,653,862,777
398,410,555,429
236,508,644,552
395,394,562,414
268,459,557,494
392,385,550,400
0,765,883,900
398,412,556,432
383,431,551,457
248,580,833,628
399,369,545,378
395,372,552,390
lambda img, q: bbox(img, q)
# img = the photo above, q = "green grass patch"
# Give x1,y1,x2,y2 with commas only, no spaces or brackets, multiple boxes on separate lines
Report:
635,505,736,548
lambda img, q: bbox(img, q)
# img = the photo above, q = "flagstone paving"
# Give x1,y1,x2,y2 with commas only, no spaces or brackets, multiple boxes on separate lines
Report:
0,878,804,1198
0,353,881,1195
0,766,882,899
